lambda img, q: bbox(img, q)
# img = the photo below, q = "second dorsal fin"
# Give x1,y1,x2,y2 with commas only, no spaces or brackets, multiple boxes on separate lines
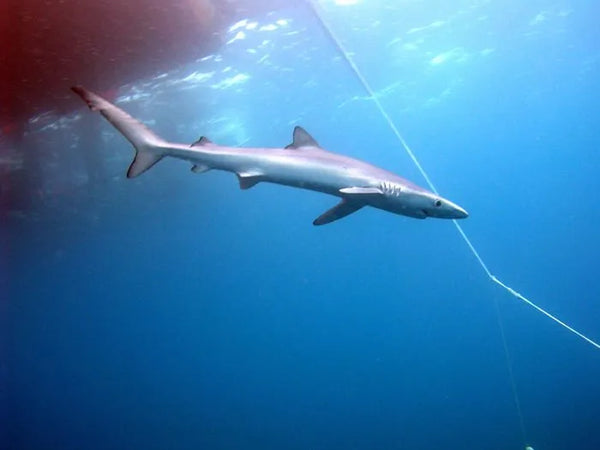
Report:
191,136,212,147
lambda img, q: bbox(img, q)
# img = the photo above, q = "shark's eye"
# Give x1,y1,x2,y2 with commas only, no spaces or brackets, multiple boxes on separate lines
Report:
434,199,442,207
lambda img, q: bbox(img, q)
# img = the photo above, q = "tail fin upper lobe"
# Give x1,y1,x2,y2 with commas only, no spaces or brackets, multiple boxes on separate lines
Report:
71,86,166,177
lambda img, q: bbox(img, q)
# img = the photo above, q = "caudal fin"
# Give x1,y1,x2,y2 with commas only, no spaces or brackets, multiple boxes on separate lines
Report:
71,86,167,178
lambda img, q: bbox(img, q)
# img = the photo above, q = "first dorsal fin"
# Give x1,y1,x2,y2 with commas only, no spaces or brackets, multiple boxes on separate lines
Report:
191,136,212,147
286,126,319,149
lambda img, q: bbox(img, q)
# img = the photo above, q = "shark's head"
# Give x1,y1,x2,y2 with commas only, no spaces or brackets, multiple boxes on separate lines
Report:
379,181,468,219
417,191,469,219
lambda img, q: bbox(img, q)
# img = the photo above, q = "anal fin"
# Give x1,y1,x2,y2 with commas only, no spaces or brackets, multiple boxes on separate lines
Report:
313,199,364,226
191,164,210,174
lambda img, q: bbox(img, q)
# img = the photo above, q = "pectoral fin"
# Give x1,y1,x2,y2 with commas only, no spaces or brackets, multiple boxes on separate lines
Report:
339,186,383,196
313,199,364,226
237,171,263,189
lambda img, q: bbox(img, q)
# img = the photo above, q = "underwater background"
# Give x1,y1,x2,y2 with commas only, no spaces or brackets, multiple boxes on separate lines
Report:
3,0,600,449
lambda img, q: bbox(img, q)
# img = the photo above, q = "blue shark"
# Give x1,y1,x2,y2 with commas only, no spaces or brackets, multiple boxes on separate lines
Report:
72,86,467,225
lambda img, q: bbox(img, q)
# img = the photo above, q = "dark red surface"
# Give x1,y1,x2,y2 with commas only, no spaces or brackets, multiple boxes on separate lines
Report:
0,0,235,136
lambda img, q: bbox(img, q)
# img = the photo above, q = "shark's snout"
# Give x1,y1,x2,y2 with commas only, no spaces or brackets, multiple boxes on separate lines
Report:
450,203,469,219
433,198,469,219
455,207,469,219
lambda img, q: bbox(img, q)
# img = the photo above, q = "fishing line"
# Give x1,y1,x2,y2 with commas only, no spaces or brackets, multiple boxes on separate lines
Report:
306,0,600,352
493,292,528,444
306,1,599,447
305,3,530,445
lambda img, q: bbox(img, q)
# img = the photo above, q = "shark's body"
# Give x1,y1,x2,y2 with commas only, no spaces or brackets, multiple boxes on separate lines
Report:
72,86,468,225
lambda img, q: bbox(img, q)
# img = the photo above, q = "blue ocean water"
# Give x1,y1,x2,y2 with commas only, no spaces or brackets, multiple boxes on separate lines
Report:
5,1,600,449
